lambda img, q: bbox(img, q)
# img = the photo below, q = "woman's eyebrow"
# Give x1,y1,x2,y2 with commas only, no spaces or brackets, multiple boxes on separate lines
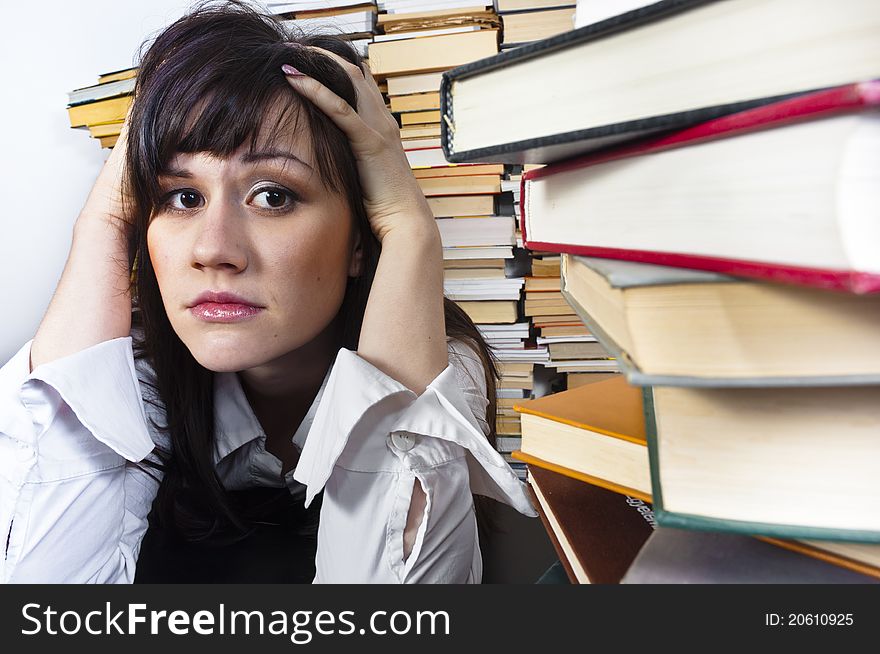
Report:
240,149,313,171
158,149,313,179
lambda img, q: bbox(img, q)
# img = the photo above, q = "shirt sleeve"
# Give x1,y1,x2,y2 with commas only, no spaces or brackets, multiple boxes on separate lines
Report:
293,339,538,584
0,337,161,583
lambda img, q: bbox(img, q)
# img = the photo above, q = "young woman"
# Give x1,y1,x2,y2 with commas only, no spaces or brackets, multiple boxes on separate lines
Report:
0,1,535,583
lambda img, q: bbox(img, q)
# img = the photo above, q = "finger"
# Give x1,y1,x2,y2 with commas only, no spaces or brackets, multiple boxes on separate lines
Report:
359,61,387,105
283,54,399,138
301,46,389,114
282,66,382,152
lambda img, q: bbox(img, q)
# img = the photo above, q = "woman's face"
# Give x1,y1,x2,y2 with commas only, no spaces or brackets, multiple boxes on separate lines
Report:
147,128,361,373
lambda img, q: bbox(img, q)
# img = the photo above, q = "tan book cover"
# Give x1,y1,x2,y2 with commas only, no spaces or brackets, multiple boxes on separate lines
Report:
444,258,506,269
524,276,561,292
400,110,441,125
501,7,575,44
417,174,501,196
390,92,440,112
368,29,499,76
378,7,494,25
427,194,494,217
399,125,442,139
457,300,517,323
413,164,504,179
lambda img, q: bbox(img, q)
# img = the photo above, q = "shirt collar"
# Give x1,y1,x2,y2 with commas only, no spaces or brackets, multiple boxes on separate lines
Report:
212,358,335,465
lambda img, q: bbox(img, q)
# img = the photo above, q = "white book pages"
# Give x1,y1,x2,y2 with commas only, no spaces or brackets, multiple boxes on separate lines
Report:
573,0,656,29
264,0,373,13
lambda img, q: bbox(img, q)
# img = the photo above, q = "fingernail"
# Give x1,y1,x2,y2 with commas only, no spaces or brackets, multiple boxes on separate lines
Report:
281,64,304,76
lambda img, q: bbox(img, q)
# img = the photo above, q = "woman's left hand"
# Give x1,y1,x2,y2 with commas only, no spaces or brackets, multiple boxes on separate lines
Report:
281,50,436,244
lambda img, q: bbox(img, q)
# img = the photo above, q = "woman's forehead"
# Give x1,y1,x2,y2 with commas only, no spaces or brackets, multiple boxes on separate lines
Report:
174,88,312,151
167,100,316,172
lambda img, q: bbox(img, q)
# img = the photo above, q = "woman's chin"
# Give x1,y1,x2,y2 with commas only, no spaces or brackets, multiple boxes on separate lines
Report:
182,334,271,373
192,351,261,373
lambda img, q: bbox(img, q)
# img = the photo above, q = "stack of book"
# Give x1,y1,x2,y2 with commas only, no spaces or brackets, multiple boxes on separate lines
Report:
64,1,383,150
442,0,880,582
496,0,576,51
502,166,614,389
66,67,136,149
273,0,380,57
526,268,616,379
367,1,560,465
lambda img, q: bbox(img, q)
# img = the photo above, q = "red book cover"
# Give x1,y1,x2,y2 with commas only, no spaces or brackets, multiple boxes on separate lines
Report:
521,81,880,294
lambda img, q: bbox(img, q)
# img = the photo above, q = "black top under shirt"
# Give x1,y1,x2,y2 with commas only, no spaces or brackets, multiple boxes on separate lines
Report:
134,486,323,583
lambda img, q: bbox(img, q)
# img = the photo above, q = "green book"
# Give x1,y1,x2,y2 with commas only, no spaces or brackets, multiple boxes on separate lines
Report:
644,385,880,543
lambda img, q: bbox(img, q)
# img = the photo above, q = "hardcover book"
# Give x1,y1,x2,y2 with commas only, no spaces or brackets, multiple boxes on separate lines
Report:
512,376,651,500
521,83,880,293
526,464,656,584
560,255,880,386
440,0,880,163
645,384,880,543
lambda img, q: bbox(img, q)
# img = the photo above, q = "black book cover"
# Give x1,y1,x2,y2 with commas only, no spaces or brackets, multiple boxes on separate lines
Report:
439,0,809,164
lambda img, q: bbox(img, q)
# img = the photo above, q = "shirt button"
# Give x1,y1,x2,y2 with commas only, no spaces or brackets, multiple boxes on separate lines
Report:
390,432,416,452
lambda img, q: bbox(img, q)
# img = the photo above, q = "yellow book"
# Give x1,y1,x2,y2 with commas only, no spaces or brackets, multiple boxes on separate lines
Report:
399,125,442,139
443,258,506,269
512,376,651,501
99,134,119,148
426,194,494,218
413,164,504,179
400,110,441,125
88,122,123,138
456,300,517,323
390,92,441,113
368,29,498,76
501,7,575,44
68,95,131,128
417,174,501,196
98,67,137,84
378,6,493,26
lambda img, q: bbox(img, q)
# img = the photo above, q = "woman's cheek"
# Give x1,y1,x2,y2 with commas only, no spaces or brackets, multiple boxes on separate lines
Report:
147,228,177,288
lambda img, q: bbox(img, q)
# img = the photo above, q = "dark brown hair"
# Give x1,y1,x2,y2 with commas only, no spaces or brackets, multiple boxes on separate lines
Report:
124,0,502,552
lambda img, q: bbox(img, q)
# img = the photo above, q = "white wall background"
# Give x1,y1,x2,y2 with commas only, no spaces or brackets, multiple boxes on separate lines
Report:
0,1,272,364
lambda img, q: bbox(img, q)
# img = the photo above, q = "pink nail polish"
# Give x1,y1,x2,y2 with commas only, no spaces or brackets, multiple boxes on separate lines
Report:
281,64,304,76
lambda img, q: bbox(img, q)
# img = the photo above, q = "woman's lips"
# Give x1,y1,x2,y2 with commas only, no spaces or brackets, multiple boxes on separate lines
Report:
190,302,263,323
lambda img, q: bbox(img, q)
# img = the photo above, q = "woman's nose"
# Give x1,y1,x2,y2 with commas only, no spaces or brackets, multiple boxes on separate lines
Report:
190,201,249,273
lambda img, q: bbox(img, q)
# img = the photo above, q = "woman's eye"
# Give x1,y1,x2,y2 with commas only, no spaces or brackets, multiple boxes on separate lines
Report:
163,189,203,213
251,186,297,211
159,186,297,215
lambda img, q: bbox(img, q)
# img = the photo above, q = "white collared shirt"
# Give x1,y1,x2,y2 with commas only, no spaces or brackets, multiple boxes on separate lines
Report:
0,334,537,584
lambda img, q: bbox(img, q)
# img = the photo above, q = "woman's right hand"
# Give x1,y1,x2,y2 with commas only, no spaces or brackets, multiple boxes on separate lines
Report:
76,107,134,234
30,105,138,372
